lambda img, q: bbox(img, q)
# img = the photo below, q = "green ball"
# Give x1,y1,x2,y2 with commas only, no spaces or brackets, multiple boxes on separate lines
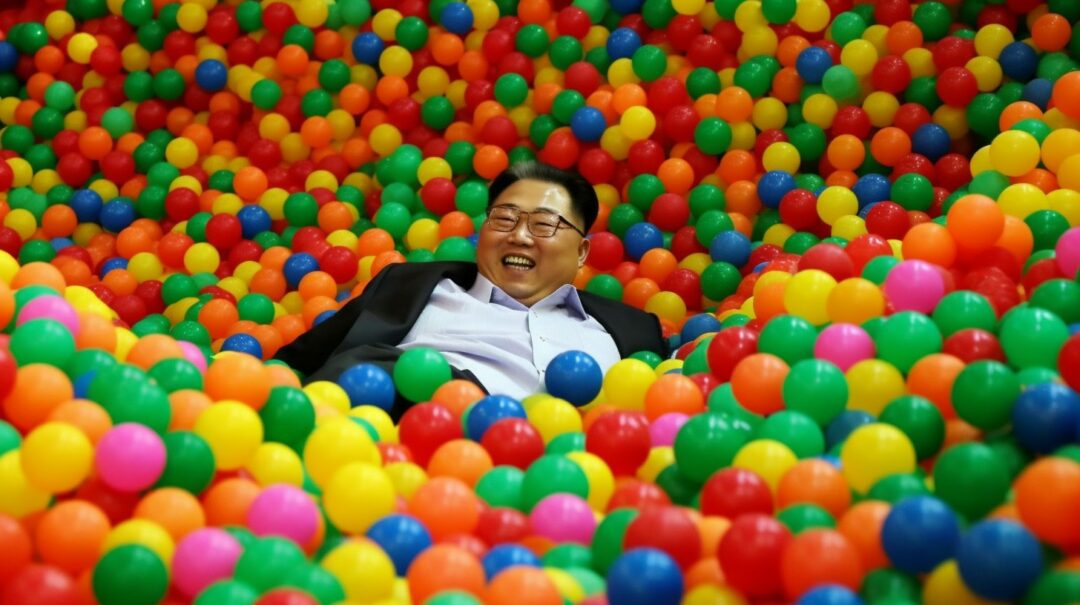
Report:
546,432,585,455
1025,210,1071,251
103,379,172,434
686,67,721,99
1024,570,1080,605
891,173,933,211
393,347,451,402
284,192,319,227
433,237,475,263
931,290,997,336
985,434,1032,480
866,472,931,504
777,503,836,534
673,412,752,483
93,545,169,605
251,79,282,110
19,240,56,265
627,174,665,212
43,81,75,111
374,202,412,240
694,118,733,155
234,537,308,592
172,319,212,347
192,581,259,605
475,465,525,509
607,204,644,239
394,16,429,50
0,420,20,456
1029,279,1080,325
695,210,734,247
236,1,263,30
549,35,584,70
152,68,185,100
641,0,677,27
755,410,825,458
1,125,34,155
655,464,700,506
999,306,1069,369
784,232,820,255
516,24,550,57
424,593,482,605
822,65,860,101
543,544,592,569
782,359,848,427
237,293,275,324
700,261,741,301
681,343,711,376
318,59,351,93
529,114,559,147
521,454,589,510
861,255,900,285
494,73,529,108
689,184,726,219
282,25,315,51
861,568,921,604
967,93,1005,139
131,314,170,338
122,0,154,25
301,89,334,117
632,45,667,82
913,1,951,41
932,442,1009,520
10,319,75,367
733,59,773,98
1010,117,1052,143
454,180,487,215
155,431,215,494
759,315,816,365
260,387,316,451
830,11,867,45
874,311,943,374
552,90,586,124
787,122,827,161
879,395,945,461
282,565,346,604
591,508,639,574
586,274,623,301
162,274,198,305
66,349,118,381
148,358,204,393
338,0,371,25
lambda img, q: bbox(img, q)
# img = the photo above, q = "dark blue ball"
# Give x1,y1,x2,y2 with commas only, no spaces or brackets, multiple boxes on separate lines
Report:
195,60,228,92
482,545,542,580
852,173,891,207
758,170,797,209
624,222,664,261
440,2,474,35
796,47,833,85
998,42,1038,81
313,310,336,326
69,189,103,222
99,257,128,277
237,205,272,239
911,123,951,161
1022,78,1053,110
610,0,645,14
351,32,384,65
73,371,95,399
99,198,136,232
881,496,961,574
0,41,17,72
709,230,751,267
570,106,607,142
51,237,75,252
825,410,875,450
796,585,865,605
221,333,263,358
338,363,396,411
466,395,526,440
956,519,1044,601
1011,382,1080,454
857,201,880,220
606,548,684,605
282,253,320,287
545,350,603,406
680,313,721,344
607,28,643,60
366,514,432,575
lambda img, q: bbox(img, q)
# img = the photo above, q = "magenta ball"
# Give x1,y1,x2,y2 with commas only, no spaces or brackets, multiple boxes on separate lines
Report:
246,484,320,545
178,341,208,372
649,413,689,447
1056,227,1080,279
883,259,945,313
172,528,243,598
16,295,79,334
529,493,597,544
93,423,166,492
814,323,875,371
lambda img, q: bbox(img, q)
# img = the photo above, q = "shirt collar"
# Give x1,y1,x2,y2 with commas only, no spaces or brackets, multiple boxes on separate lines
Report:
469,273,589,320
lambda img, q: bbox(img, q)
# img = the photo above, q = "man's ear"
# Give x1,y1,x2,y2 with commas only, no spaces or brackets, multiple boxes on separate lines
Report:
578,237,590,267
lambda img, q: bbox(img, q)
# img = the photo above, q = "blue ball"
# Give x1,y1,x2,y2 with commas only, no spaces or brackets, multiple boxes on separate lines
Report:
99,257,128,277
610,0,645,14
911,123,951,161
956,519,1044,601
283,253,320,287
221,333,263,358
881,496,961,574
466,233,480,247
624,222,664,261
51,237,75,252
709,230,751,267
606,548,684,605
466,395,526,440
680,313,721,344
857,201,880,220
1022,78,1053,110
313,309,336,326
99,198,136,232
852,173,891,207
366,514,433,575
440,2,474,35
757,170,797,209
195,60,228,92
825,410,875,450
0,41,17,72
482,545,542,580
338,363,396,411
351,32,384,65
73,371,95,399
237,205,272,239
998,42,1038,81
545,350,603,406
607,28,643,60
1011,382,1080,454
70,189,103,222
570,106,607,142
796,47,833,85
796,585,865,605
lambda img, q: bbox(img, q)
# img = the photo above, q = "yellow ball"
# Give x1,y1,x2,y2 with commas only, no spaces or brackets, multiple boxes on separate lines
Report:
296,0,329,27
733,439,798,492
998,183,1049,219
369,123,403,156
794,0,831,32
752,97,787,131
324,462,396,533
103,519,174,561
305,169,339,192
924,560,996,605
526,397,584,443
1048,189,1080,226
177,3,208,33
684,585,750,605
566,451,615,511
673,0,707,16
371,9,403,41
165,137,199,169
379,46,414,78
601,125,632,160
0,451,50,518
245,442,304,486
4,208,37,240
803,93,839,129
762,223,795,248
783,269,837,326
417,157,452,184
321,539,396,603
637,446,675,483
194,401,264,470
1041,128,1080,173
966,56,1002,92
645,291,687,325
602,359,657,410
303,417,381,488
469,0,500,31
44,10,76,39
183,242,221,274
840,39,878,77
817,186,859,225
620,106,656,141
863,91,900,127
741,26,778,56
832,214,868,240
304,381,352,415
846,359,906,416
20,422,93,494
385,461,427,499
608,57,640,87
66,32,97,64
349,406,397,443
762,141,801,173
128,252,164,283
974,24,1014,59
840,423,916,493
405,218,440,252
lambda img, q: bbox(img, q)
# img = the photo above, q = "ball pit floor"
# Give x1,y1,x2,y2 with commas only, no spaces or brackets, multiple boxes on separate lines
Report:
3,0,1080,604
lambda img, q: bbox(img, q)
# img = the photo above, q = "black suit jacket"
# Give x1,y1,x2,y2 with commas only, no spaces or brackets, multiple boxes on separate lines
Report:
274,261,669,415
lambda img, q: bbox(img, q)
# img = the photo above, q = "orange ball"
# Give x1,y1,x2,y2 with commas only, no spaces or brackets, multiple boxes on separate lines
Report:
2,364,73,431
905,353,965,419
198,298,240,340
716,87,753,122
203,352,271,410
826,134,865,172
233,166,268,201
133,487,206,542
1052,71,1080,119
781,529,865,598
201,477,260,527
657,158,694,194
125,334,185,370
995,214,1034,266
431,379,486,419
870,127,911,167
34,500,111,576
638,248,678,283
644,374,705,421
1032,13,1071,52
75,312,117,352
901,222,957,267
946,194,1004,253
47,400,113,444
406,544,485,604
836,501,891,571
777,459,852,518
426,439,493,487
407,477,480,540
731,353,789,415
11,261,66,292
623,277,660,310
41,205,77,238
1014,457,1080,548
168,390,213,431
487,567,563,605
0,279,12,331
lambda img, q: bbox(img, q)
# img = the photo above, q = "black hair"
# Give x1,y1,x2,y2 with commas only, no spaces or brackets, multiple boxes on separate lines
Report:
486,161,599,233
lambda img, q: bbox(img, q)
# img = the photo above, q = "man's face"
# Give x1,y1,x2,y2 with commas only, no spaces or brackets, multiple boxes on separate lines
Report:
477,179,591,307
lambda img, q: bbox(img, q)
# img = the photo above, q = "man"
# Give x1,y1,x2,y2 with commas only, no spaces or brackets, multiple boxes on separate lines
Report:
275,161,669,417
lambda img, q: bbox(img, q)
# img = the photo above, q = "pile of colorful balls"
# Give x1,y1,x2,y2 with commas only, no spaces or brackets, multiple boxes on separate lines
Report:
3,0,1080,603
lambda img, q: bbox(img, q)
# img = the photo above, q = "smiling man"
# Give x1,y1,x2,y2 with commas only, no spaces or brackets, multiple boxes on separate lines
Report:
275,161,669,416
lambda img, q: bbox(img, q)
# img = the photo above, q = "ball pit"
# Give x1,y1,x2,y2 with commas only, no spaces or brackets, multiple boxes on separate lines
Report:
1,0,1080,603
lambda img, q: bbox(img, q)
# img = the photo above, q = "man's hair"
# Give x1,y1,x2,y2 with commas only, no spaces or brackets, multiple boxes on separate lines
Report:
486,162,599,233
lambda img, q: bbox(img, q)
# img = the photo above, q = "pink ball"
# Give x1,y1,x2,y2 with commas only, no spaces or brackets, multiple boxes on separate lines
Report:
529,494,596,544
246,484,320,545
178,341,208,372
814,323,875,371
94,423,166,492
1056,227,1080,279
172,528,243,598
17,295,79,334
883,260,945,313
649,413,689,447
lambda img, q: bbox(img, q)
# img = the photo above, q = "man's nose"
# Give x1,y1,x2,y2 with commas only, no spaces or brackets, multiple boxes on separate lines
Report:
507,219,534,244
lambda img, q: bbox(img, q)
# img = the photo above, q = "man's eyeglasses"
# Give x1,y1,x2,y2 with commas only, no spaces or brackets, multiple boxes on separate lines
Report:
484,205,586,238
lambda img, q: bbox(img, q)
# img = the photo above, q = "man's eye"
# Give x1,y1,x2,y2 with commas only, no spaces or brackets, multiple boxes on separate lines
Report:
492,217,516,226
534,220,558,230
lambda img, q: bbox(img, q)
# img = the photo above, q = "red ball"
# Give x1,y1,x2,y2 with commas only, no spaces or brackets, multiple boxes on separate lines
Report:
585,411,651,477
874,0,912,24
134,280,165,314
701,467,774,518
319,246,359,284
538,130,580,170
779,189,819,231
845,233,893,271
556,6,591,38
870,55,912,95
687,34,726,69
662,268,703,310
112,294,148,326
205,214,243,252
662,105,700,143
606,479,672,512
377,442,413,464
669,226,706,261
1058,335,1080,393
476,507,531,546
707,326,758,381
480,418,544,469
933,36,976,71
942,328,1006,363
480,115,519,151
586,232,624,271
578,148,616,185
648,193,691,232
623,506,702,570
564,62,602,96
420,178,457,216
627,139,664,175
667,15,703,52
865,202,909,240
936,67,978,107
893,103,932,136
719,514,792,599
255,590,319,605
262,2,296,35
56,153,93,187
798,243,855,280
387,97,421,132
830,106,872,140
398,403,463,467
934,154,970,192
0,564,79,605
481,30,514,62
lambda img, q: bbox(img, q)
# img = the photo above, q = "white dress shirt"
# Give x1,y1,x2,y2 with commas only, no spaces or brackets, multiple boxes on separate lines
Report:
396,274,622,400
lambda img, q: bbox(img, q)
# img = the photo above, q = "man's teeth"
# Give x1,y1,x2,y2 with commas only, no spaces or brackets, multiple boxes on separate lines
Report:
503,255,535,268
